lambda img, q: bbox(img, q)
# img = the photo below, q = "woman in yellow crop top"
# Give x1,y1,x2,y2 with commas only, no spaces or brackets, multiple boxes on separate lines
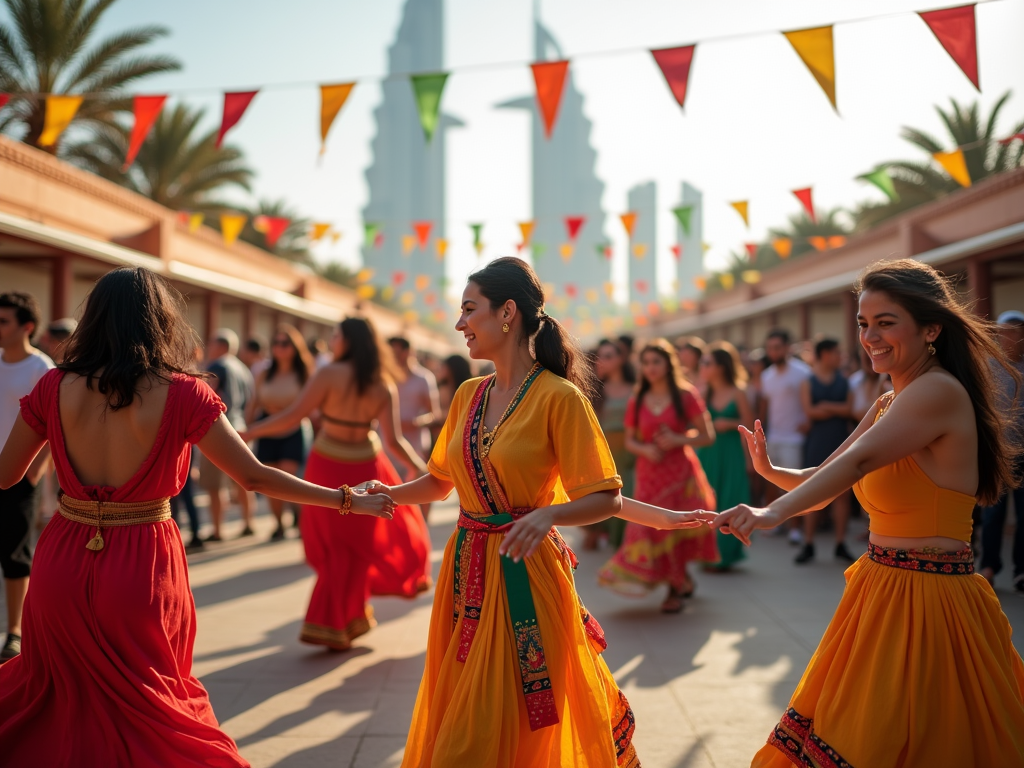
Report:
707,259,1024,767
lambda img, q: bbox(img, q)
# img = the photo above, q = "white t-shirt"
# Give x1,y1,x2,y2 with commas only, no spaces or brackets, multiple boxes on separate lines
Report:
761,358,811,445
0,349,54,444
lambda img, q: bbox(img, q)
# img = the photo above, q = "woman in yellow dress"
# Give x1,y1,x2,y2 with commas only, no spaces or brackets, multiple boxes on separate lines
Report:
363,257,707,768
710,259,1024,767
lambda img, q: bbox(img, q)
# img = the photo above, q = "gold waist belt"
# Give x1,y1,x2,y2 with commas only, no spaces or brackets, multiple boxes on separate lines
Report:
58,495,172,552
313,430,381,463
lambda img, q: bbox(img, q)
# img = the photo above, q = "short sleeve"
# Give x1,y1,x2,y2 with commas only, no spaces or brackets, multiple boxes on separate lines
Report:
682,387,706,422
182,376,227,444
19,368,61,437
551,386,622,501
623,396,637,430
427,378,478,480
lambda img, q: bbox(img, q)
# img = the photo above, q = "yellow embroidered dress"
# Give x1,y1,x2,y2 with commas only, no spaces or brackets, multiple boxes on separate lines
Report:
401,368,640,768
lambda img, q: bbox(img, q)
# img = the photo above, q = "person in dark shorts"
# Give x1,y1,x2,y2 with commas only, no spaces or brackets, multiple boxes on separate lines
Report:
0,292,54,661
795,338,854,564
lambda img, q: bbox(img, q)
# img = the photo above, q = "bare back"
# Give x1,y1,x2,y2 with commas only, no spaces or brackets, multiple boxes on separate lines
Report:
59,373,171,488
317,362,392,443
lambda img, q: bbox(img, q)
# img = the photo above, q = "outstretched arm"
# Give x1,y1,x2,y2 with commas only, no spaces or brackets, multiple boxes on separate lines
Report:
0,416,47,489
242,370,329,440
500,489,622,561
362,472,454,506
616,496,709,530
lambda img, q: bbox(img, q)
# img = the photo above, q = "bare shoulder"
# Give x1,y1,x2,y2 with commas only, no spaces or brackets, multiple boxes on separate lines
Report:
895,369,971,416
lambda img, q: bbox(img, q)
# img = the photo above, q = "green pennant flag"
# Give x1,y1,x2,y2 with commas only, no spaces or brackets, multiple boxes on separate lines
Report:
363,222,380,248
410,72,449,142
672,205,693,235
858,167,899,202
470,223,483,247
438,275,449,289
532,242,546,258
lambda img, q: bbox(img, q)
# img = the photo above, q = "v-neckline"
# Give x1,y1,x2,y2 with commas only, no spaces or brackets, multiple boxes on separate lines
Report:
54,371,179,497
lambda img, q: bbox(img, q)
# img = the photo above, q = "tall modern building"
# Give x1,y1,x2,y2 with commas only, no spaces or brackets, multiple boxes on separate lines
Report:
626,182,657,311
361,0,461,323
498,16,610,325
675,182,704,301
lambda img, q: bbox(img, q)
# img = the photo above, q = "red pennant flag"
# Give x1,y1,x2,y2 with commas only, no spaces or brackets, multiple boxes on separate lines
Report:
262,217,291,248
565,283,578,299
919,5,979,91
650,45,696,110
373,232,384,249
745,243,759,261
0,94,9,110
792,187,816,222
122,95,166,171
531,60,570,138
1001,132,1024,145
392,271,406,286
413,221,433,250
635,279,649,295
216,91,258,148
564,215,586,242
670,244,681,260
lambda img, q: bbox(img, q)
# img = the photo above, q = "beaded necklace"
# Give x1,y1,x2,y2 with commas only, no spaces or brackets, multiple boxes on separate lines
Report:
480,362,542,458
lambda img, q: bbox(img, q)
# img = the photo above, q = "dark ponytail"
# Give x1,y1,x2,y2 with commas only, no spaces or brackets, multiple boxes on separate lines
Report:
856,259,1020,505
468,257,596,399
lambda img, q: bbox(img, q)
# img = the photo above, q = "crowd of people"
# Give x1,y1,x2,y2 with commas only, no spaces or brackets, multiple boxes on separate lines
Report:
1,253,1024,766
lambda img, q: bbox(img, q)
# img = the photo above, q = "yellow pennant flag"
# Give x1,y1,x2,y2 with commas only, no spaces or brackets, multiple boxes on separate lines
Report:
585,288,599,303
39,95,84,147
357,284,376,300
933,148,971,187
560,243,574,261
719,273,735,290
603,282,615,299
702,242,712,253
188,213,204,234
220,213,247,247
474,242,485,257
331,231,342,244
729,201,749,228
518,221,535,246
381,286,395,301
415,275,430,291
741,270,762,284
436,238,448,259
310,222,332,241
320,83,355,155
402,235,417,255
772,237,793,258
356,268,374,283
783,26,837,111
632,243,648,259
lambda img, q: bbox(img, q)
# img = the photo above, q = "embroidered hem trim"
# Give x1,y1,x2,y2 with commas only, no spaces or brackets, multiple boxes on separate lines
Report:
299,609,376,650
866,543,974,575
767,708,853,768
58,495,172,526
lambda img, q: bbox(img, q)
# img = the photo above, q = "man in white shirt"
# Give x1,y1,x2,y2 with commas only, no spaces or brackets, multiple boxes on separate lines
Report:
760,329,811,515
0,292,54,661
387,337,440,517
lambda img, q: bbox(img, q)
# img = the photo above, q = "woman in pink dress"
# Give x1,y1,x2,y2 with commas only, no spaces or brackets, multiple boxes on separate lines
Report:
0,267,395,768
599,339,719,612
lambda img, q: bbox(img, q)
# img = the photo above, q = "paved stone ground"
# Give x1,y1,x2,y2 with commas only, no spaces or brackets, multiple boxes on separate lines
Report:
6,498,1024,767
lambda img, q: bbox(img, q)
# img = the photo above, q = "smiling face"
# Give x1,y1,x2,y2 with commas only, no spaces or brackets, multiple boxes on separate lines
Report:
640,349,669,385
857,289,940,375
456,281,511,360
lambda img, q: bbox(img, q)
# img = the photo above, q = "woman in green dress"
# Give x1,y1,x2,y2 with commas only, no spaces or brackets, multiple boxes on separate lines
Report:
697,341,754,569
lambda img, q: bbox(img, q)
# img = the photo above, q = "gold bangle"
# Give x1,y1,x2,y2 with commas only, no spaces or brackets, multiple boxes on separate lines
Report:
338,485,353,515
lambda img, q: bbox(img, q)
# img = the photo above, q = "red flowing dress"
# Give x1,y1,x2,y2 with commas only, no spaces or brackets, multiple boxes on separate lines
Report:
598,391,718,594
0,369,248,768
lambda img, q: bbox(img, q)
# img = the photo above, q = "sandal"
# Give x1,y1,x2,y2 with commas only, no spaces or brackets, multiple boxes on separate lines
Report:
660,592,684,614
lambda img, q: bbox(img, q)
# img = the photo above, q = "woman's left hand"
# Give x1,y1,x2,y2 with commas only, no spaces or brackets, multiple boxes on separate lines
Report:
708,504,780,546
652,426,679,451
499,508,555,562
661,509,717,530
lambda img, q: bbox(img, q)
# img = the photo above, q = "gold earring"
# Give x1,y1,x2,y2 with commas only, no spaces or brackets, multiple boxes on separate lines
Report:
502,323,510,334
928,342,936,356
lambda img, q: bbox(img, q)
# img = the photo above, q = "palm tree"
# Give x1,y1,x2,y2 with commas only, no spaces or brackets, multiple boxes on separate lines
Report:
853,92,1024,231
0,0,180,152
64,103,253,211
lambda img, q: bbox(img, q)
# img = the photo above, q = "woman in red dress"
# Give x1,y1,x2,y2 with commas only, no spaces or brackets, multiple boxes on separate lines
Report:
599,339,719,612
242,317,430,651
0,267,395,768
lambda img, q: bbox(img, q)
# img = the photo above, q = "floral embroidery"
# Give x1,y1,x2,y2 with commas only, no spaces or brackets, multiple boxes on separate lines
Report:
767,708,853,768
866,543,973,575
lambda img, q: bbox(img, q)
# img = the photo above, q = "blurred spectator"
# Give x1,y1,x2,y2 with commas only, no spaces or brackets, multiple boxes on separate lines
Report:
849,347,892,423
796,339,854,564
979,310,1024,590
674,335,706,384
38,318,77,364
388,337,441,464
436,354,472,414
240,335,270,377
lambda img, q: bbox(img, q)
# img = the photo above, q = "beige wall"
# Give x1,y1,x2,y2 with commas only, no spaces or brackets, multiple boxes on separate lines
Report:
0,262,51,328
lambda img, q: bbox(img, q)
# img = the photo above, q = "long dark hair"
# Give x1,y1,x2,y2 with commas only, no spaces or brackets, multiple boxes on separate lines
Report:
59,267,202,409
468,257,596,398
635,339,689,425
337,316,391,395
591,338,636,412
267,323,314,385
707,340,748,389
856,259,1019,505
443,354,473,391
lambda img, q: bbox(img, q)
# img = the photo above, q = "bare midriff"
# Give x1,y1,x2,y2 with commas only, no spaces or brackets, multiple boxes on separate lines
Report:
868,532,969,553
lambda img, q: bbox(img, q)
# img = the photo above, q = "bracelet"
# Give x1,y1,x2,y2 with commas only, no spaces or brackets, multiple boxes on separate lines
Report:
338,485,353,515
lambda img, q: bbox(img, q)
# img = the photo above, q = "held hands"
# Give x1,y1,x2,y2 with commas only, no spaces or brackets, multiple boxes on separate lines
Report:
498,508,555,563
652,425,679,453
347,486,396,519
708,504,781,546
659,509,716,530
738,419,772,477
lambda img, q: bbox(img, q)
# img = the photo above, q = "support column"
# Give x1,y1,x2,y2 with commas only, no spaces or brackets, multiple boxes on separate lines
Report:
966,256,992,319
799,302,811,340
243,302,257,342
204,291,222,344
51,255,72,321
841,291,858,360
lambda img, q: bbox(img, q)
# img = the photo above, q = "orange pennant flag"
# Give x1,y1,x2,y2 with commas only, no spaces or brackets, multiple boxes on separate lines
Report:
560,243,574,261
772,237,793,258
415,275,431,291
518,221,535,246
729,201,750,228
620,212,638,238
783,26,837,111
320,82,355,154
827,235,847,249
413,221,433,250
933,148,971,187
310,222,331,241
402,235,416,255
123,95,166,170
808,236,828,252
632,243,648,259
531,60,570,138
330,231,342,244
693,276,707,291
603,282,615,299
436,238,449,259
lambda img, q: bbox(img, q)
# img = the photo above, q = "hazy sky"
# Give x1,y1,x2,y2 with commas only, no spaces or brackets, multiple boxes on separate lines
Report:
11,0,1024,298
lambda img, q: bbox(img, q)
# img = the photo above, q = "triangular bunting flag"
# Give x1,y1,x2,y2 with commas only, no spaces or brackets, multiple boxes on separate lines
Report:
827,235,847,249
857,168,900,202
410,72,449,142
357,285,376,300
122,95,166,170
436,238,449,259
320,82,355,154
720,273,735,290
693,276,707,291
650,45,696,110
531,60,570,138
402,234,416,255
392,271,406,286
742,270,762,284
188,212,204,233
0,94,8,109
564,216,586,242
783,26,837,111
604,282,615,299
532,243,546,257
792,187,816,222
364,223,380,248
632,243,648,259
999,132,1024,145
672,205,693,235
729,201,750,228
356,267,374,283
933,148,971,187
772,237,793,258
745,243,759,261
919,5,979,91
474,242,485,257
560,243,574,261
808,236,828,252
220,213,247,247
518,221,535,246
216,91,258,148
374,232,384,249
310,222,332,241
635,279,649,295
257,216,291,247
620,212,638,238
330,231,342,244
39,95,83,147
670,244,682,260
415,275,431,291
470,223,483,247
413,221,433,249
564,283,578,299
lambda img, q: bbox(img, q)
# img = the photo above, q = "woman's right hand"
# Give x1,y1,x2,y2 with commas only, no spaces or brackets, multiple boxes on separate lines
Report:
358,480,392,495
349,487,395,519
738,419,772,478
641,443,664,463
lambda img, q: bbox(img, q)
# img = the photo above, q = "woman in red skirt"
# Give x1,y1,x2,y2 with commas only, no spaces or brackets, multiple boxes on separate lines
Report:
0,267,395,768
243,317,430,650
599,339,719,611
